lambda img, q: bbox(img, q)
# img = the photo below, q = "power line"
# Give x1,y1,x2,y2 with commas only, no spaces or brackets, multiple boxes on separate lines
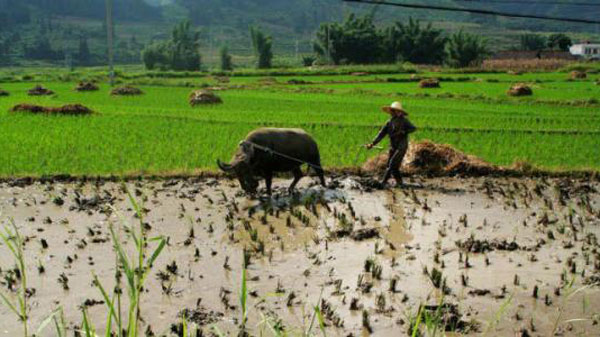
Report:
342,0,600,24
455,0,600,7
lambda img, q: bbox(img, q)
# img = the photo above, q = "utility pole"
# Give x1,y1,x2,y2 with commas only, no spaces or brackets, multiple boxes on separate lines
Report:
105,0,115,86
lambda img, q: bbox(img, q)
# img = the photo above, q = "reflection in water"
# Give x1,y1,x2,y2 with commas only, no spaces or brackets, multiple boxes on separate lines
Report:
232,187,413,258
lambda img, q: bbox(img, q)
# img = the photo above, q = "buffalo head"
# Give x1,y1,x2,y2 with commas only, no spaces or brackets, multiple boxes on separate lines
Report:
217,142,259,193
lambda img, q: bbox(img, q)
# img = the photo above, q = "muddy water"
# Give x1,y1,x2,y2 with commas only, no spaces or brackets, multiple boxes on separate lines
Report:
0,176,599,336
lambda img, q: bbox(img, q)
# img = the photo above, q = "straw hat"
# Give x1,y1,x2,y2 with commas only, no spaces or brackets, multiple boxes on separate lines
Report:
381,101,407,115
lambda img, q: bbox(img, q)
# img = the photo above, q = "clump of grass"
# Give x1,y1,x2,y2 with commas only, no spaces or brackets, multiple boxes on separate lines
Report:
0,220,29,336
0,219,69,337
92,188,167,337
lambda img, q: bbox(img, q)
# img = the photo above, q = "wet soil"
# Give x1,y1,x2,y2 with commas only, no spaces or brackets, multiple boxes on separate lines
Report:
0,176,599,336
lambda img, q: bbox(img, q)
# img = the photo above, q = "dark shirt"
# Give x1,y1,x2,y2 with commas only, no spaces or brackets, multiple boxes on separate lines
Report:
372,116,416,149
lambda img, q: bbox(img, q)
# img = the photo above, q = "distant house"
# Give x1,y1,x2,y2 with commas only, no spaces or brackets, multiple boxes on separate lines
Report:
570,43,600,59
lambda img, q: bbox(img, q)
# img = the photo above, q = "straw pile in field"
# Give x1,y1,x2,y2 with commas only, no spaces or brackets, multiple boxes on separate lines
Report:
362,140,495,176
418,78,440,88
75,82,99,92
189,90,223,106
110,86,143,96
507,83,533,96
569,71,587,80
10,103,93,115
28,85,54,96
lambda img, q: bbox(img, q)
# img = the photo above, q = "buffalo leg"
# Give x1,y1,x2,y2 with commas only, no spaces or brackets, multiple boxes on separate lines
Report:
265,171,273,195
289,167,303,192
314,162,326,187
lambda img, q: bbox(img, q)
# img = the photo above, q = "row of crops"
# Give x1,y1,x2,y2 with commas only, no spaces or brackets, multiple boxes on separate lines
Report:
0,73,598,176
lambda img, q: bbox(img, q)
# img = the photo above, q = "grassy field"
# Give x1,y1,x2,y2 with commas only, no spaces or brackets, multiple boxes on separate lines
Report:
0,67,599,177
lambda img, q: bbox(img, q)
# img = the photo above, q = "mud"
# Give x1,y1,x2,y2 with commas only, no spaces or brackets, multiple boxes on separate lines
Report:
0,176,599,336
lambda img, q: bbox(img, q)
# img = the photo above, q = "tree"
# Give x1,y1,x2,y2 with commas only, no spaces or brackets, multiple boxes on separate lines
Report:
547,33,572,51
314,14,381,65
141,20,201,71
250,26,273,69
219,46,233,71
519,34,546,51
384,18,447,64
445,30,488,68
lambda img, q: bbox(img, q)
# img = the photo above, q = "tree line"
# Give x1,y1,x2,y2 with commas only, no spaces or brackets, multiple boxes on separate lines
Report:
143,14,491,71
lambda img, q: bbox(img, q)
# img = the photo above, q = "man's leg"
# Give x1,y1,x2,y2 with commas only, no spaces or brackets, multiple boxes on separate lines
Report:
381,148,399,185
391,147,407,186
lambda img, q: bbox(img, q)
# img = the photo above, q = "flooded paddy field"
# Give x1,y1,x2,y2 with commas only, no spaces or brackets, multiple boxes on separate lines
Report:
1,175,599,336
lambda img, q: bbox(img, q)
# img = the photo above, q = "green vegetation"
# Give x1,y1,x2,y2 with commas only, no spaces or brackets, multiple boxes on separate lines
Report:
1,1,598,68
0,65,598,177
250,26,273,69
142,20,201,71
314,15,486,67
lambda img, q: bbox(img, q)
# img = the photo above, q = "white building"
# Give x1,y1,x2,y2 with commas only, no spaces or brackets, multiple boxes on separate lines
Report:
570,43,600,59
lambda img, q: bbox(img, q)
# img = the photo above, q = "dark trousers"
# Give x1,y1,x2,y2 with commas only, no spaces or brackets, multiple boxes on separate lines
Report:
382,146,407,184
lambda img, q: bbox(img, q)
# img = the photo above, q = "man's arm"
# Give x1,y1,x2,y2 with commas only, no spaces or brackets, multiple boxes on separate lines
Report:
371,122,389,146
404,119,417,134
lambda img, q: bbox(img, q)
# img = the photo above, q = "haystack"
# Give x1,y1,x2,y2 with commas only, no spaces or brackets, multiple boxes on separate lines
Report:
189,90,222,106
75,82,99,92
10,103,93,115
507,83,532,96
28,85,54,96
362,141,495,176
507,70,522,75
214,76,230,83
351,72,370,76
569,71,587,80
419,78,440,88
110,86,143,96
0,90,9,96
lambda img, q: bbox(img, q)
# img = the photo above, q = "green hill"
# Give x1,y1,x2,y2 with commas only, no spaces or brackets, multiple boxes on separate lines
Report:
0,0,598,67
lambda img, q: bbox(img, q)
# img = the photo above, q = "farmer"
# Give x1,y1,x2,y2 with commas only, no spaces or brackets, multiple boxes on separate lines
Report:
366,101,416,187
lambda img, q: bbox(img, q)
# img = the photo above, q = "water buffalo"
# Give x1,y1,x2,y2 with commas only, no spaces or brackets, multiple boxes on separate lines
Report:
217,128,326,194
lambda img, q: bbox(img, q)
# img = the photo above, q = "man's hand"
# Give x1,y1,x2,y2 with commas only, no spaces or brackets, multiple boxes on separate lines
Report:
365,143,374,150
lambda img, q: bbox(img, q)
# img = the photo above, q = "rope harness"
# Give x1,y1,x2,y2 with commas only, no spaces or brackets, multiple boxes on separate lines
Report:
241,140,388,174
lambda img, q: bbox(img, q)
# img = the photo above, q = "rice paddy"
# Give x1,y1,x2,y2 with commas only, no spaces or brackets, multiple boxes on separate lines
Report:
0,68,599,176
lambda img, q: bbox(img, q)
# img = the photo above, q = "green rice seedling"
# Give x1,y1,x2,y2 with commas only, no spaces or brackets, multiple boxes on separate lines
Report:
483,294,514,336
92,189,166,337
551,277,598,335
0,220,29,337
240,266,248,332
81,306,98,337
